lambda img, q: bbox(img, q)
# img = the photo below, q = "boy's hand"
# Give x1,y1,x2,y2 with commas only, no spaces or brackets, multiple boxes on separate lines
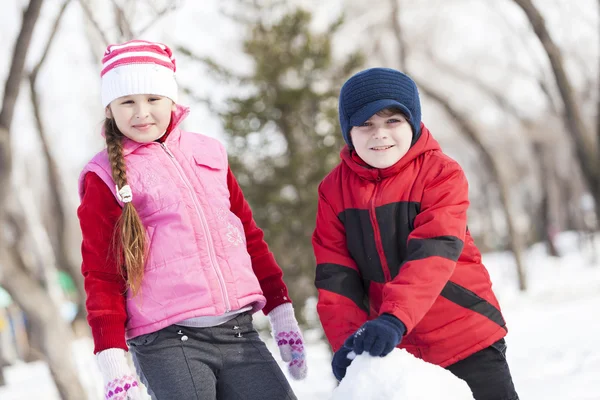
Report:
267,303,308,380
351,313,406,357
331,335,356,381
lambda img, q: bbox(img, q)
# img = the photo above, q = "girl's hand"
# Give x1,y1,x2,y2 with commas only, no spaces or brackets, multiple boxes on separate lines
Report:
97,348,145,399
267,303,308,380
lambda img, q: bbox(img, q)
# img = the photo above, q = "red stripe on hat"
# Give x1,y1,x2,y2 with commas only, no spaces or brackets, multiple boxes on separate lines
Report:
101,40,176,76
101,56,176,76
103,44,171,63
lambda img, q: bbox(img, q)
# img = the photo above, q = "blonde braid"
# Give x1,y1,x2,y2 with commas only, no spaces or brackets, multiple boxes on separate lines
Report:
104,118,147,296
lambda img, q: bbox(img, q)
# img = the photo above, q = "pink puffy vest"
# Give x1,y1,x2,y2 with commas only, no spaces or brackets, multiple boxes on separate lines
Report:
78,106,266,339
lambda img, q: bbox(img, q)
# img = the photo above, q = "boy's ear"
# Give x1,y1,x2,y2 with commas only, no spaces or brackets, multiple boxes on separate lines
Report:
171,102,177,112
105,106,112,119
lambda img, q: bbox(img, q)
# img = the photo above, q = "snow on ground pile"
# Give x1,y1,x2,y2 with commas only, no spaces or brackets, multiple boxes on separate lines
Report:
331,349,472,400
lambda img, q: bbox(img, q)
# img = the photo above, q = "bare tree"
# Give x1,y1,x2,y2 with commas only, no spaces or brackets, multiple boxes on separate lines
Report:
417,82,528,290
425,50,568,257
0,0,46,386
80,0,180,45
532,141,560,256
512,0,600,225
27,0,89,329
2,212,85,399
0,1,87,398
0,0,44,213
386,0,528,289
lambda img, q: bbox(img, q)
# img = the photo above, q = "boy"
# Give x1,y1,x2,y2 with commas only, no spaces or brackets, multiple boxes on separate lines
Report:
313,68,519,400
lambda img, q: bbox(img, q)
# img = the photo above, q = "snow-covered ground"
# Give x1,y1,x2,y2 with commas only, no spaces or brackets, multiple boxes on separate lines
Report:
1,232,599,399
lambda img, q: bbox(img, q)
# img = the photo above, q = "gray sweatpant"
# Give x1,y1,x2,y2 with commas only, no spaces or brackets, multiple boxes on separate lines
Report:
128,312,297,400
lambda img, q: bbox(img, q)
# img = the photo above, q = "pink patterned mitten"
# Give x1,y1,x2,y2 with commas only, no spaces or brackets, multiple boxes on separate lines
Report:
97,348,144,400
267,303,308,380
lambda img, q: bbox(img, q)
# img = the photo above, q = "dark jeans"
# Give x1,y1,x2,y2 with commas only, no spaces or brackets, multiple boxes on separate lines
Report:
128,312,296,400
446,339,519,400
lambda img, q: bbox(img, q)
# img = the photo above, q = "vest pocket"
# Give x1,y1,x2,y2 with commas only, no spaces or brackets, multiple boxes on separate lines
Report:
193,153,226,171
192,154,229,199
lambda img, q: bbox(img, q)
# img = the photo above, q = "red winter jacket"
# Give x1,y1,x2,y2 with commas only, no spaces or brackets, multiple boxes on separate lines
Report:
313,124,506,367
78,129,290,354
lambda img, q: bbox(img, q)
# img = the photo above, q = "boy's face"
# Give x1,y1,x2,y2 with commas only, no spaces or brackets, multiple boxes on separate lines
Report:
350,112,413,169
106,94,176,143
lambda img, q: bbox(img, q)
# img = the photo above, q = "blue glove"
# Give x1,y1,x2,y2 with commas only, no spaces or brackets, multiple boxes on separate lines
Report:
351,314,406,357
331,335,355,381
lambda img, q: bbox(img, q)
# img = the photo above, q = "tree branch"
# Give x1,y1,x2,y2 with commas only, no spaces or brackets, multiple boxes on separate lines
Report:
77,0,110,46
424,49,533,127
512,0,598,200
111,0,133,40
31,0,72,80
0,0,45,131
0,0,45,228
389,0,407,70
136,3,178,36
28,0,88,322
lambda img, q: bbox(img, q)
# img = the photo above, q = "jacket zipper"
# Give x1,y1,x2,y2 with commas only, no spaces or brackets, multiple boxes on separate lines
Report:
369,176,392,281
371,174,421,358
160,142,230,312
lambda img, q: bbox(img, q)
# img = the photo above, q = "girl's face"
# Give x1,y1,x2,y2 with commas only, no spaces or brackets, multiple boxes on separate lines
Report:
106,94,176,143
350,112,413,169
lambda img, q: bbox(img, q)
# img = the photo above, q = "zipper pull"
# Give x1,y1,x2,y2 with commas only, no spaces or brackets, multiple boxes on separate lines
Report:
161,143,174,158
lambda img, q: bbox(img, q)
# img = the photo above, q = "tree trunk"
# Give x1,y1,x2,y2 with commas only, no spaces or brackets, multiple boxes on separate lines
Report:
0,0,44,219
0,0,44,130
0,332,8,386
597,0,600,183
417,81,528,291
512,0,600,225
28,0,87,327
0,3,87,398
1,213,87,400
532,142,560,256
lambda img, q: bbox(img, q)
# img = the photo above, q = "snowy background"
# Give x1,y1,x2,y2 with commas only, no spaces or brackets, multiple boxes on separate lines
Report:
0,0,598,399
1,232,599,399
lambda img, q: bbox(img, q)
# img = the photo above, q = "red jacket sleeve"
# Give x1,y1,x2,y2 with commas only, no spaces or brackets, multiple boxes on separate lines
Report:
313,183,368,352
77,172,128,354
379,161,468,333
226,167,290,315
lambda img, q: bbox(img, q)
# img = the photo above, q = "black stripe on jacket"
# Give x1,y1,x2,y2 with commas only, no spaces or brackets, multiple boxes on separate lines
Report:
340,202,463,282
339,209,386,283
375,202,419,279
315,263,369,313
441,281,506,329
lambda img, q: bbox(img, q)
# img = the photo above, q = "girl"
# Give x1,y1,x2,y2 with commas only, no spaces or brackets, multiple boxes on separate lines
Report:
78,40,306,400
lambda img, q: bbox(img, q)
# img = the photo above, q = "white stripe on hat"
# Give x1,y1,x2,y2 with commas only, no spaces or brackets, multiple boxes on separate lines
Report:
102,51,174,69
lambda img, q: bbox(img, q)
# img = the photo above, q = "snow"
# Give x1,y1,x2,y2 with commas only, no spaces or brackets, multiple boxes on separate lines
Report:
331,350,472,400
1,232,599,399
1,1,599,399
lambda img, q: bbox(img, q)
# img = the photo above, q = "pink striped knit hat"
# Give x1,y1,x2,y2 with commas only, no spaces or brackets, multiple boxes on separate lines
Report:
101,40,178,107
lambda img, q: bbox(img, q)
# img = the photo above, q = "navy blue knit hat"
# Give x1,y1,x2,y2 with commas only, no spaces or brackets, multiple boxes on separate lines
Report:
338,67,421,147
